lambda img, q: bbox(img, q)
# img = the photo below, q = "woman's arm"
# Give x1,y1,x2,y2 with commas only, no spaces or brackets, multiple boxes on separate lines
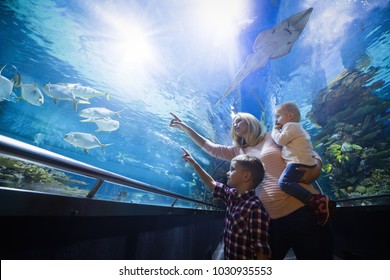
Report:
296,158,322,184
170,112,237,161
169,112,207,148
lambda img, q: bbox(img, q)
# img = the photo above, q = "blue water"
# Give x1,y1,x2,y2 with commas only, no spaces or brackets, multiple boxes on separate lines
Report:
1,0,389,203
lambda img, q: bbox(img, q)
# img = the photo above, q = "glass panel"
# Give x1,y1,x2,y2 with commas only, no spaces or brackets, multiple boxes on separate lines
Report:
0,154,94,197
0,1,389,208
94,181,175,207
173,200,223,211
173,200,197,209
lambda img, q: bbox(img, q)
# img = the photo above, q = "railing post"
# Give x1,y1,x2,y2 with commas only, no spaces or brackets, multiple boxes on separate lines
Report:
87,179,104,198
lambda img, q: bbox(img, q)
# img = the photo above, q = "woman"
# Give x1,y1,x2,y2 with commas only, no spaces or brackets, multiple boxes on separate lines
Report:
169,112,333,259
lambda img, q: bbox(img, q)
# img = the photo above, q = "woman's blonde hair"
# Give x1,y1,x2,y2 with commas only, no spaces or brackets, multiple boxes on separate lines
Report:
231,112,267,148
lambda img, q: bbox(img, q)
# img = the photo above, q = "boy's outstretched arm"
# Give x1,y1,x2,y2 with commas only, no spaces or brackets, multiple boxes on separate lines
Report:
181,147,216,191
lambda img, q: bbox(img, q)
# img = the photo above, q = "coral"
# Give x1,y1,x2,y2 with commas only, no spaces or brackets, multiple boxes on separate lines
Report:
0,156,88,197
309,67,390,201
355,186,367,194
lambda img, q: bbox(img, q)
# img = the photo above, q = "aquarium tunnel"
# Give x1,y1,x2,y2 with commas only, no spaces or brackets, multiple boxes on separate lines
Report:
1,0,389,259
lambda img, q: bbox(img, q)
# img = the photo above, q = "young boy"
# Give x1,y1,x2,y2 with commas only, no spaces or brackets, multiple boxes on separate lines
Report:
181,147,270,260
271,102,330,226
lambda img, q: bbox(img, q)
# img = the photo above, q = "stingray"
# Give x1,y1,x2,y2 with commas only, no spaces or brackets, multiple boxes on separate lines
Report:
215,7,313,106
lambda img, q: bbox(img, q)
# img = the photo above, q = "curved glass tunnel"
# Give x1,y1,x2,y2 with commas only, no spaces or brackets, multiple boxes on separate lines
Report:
0,0,389,259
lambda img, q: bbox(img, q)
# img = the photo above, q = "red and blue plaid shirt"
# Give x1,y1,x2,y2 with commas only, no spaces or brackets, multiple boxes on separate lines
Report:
214,182,271,259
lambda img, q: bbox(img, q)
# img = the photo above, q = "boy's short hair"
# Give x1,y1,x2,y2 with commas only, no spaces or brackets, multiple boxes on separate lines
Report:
232,154,265,187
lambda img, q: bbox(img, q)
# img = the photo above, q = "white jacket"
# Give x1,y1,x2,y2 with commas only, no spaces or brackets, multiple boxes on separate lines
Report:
271,122,317,166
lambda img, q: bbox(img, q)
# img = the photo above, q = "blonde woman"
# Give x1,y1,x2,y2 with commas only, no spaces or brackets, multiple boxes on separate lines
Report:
169,112,333,259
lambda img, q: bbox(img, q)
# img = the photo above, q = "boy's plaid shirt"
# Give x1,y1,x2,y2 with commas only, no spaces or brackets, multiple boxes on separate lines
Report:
214,182,271,259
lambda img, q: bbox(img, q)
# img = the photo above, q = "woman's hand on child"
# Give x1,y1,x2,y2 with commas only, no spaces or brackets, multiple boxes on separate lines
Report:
297,160,322,184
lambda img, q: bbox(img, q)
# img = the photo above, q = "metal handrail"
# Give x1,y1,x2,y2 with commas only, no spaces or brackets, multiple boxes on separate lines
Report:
333,193,390,203
0,135,220,209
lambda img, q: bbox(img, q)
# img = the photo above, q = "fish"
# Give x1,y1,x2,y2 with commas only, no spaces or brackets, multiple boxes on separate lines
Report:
62,83,109,101
42,83,90,111
215,7,313,106
82,117,120,132
115,152,137,164
79,107,121,120
63,132,112,154
0,64,21,102
19,83,44,106
33,133,45,146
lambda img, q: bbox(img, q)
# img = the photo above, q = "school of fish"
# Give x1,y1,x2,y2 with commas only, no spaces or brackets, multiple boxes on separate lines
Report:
0,64,119,154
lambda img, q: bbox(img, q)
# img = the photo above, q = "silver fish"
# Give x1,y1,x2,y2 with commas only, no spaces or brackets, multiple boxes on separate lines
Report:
67,83,109,101
0,64,21,102
79,107,121,120
33,133,45,146
64,132,112,154
19,83,44,106
83,117,120,132
42,83,90,111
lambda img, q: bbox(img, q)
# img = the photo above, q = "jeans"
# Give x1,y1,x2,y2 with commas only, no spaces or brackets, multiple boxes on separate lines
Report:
279,163,315,203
